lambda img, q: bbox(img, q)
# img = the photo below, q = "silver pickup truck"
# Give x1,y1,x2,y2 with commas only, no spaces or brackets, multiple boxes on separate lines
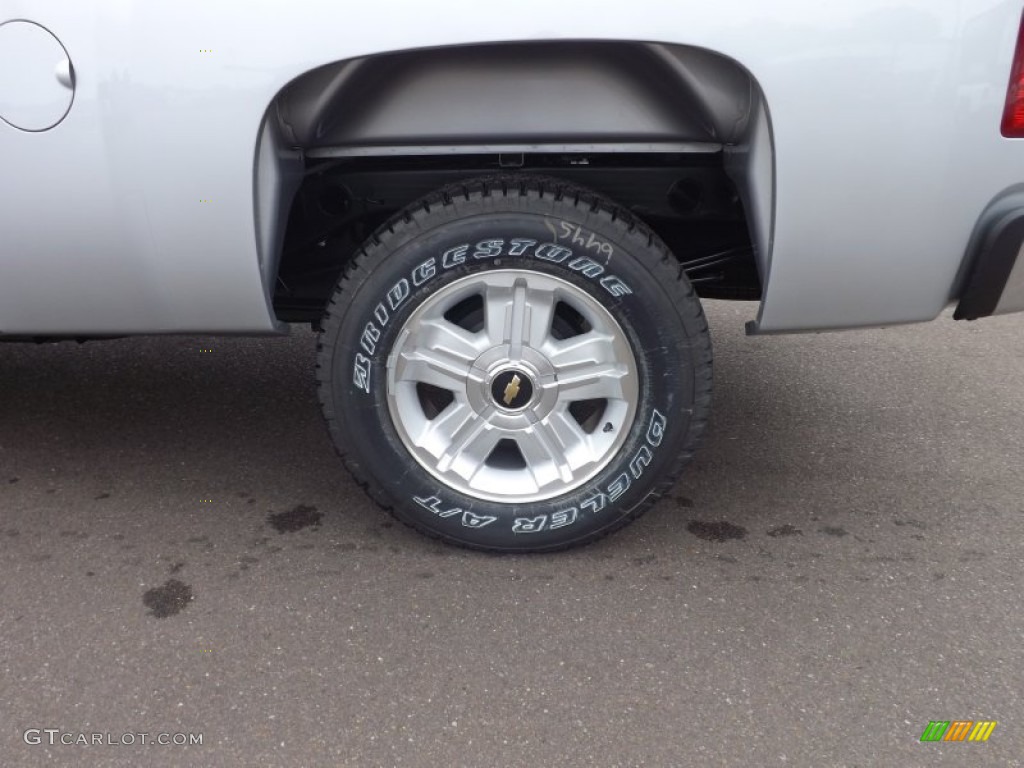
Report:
2,2,1023,551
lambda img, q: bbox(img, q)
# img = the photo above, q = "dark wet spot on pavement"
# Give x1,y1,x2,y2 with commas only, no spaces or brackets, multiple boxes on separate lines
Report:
632,555,656,566
6,529,19,537
142,579,193,618
687,520,747,542
8,477,18,484
604,574,615,581
416,571,434,579
169,562,185,575
716,554,739,564
186,536,208,545
111,534,125,541
933,572,945,581
268,504,322,533
746,575,762,582
819,526,848,537
768,524,803,538
45,489,55,494
86,571,95,577
675,496,694,508
247,499,256,504
94,493,111,500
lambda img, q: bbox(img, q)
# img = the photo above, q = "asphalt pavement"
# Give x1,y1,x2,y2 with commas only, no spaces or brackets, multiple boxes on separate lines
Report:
1,302,1022,767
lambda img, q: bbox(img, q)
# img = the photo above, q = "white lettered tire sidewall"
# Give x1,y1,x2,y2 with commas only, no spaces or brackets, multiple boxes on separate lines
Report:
318,181,711,552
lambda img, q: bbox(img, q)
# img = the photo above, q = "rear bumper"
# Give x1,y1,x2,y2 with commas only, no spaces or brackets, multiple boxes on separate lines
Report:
955,197,1024,321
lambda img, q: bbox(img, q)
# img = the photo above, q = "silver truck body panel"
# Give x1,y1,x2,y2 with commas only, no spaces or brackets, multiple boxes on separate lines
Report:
1,1,1021,335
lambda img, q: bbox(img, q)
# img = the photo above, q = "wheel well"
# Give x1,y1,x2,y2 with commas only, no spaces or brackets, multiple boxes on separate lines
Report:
257,41,772,323
273,40,756,150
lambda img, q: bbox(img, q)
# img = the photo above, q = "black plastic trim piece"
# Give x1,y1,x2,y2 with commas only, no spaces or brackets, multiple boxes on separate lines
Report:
954,211,1024,320
275,42,754,150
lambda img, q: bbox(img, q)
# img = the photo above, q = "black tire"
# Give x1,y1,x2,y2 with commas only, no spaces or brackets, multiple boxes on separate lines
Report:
317,176,712,552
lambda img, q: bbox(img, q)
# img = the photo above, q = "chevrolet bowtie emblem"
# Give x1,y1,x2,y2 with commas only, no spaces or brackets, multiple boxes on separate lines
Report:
502,374,522,406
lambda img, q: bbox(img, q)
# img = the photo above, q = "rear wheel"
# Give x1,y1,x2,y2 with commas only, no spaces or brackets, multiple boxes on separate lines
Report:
317,176,712,552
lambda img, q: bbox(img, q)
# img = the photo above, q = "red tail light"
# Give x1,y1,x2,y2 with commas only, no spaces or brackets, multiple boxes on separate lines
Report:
1003,12,1024,137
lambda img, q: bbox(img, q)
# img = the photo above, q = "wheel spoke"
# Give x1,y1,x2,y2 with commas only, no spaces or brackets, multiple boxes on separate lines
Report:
507,280,530,359
546,409,593,460
548,332,630,400
392,346,472,393
517,412,590,487
435,407,502,479
483,279,557,353
547,331,617,368
417,317,484,363
413,401,472,453
554,363,629,401
391,318,482,393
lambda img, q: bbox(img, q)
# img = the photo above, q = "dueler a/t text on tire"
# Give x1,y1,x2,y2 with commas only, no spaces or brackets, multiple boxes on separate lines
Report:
317,176,712,552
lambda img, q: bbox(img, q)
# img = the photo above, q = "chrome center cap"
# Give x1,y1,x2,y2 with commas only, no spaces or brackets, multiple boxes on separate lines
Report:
490,367,535,411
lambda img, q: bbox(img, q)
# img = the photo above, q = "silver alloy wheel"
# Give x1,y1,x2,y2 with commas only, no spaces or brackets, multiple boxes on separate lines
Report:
386,269,639,503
